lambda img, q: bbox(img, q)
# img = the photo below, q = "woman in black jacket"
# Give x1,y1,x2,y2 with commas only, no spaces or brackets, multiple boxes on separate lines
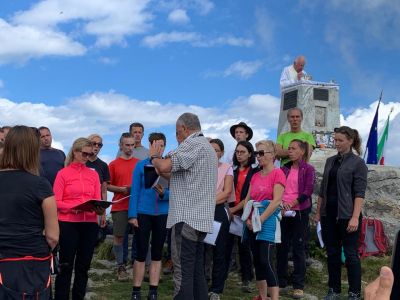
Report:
225,141,259,293
315,126,367,300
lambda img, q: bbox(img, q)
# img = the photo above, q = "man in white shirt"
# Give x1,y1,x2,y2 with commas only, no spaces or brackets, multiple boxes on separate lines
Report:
280,55,307,89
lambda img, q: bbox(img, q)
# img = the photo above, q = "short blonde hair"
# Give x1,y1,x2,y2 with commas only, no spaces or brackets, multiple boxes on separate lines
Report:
65,138,93,166
255,140,276,155
88,133,102,141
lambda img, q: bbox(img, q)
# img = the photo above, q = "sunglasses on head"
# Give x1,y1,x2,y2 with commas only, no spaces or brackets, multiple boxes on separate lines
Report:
334,127,353,137
80,151,94,158
92,142,103,148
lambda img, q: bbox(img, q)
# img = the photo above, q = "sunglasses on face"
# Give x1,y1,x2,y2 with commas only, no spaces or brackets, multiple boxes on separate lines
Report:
235,150,248,155
80,151,94,158
254,150,272,157
92,142,103,148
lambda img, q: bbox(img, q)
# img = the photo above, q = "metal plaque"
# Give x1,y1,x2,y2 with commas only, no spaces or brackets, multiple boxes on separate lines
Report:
313,88,329,101
283,90,298,110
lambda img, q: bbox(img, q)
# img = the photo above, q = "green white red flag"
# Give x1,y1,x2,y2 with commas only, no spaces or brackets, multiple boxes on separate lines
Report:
377,107,393,165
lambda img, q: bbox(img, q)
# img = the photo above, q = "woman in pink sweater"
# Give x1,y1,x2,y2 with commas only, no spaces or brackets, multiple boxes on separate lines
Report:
54,137,104,300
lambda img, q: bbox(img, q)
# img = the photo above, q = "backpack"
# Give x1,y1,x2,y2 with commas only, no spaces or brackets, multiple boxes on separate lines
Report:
358,217,389,258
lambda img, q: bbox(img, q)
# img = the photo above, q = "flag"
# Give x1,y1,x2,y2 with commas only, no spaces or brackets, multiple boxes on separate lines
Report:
377,108,393,165
365,95,382,164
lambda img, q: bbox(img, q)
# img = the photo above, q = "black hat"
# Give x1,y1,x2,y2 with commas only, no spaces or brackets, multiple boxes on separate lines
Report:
230,122,253,141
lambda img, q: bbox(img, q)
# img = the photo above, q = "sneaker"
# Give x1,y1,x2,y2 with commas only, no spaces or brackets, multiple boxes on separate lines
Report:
117,265,129,282
241,280,252,293
163,259,173,275
323,288,341,300
208,292,220,300
348,292,361,300
289,289,304,299
131,291,141,300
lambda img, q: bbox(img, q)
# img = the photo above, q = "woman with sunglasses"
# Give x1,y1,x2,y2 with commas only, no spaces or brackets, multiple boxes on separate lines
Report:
277,139,315,299
242,140,285,300
225,141,258,293
53,138,105,300
315,126,367,300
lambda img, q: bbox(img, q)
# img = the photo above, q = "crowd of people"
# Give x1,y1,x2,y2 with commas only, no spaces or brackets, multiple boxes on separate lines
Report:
0,106,395,300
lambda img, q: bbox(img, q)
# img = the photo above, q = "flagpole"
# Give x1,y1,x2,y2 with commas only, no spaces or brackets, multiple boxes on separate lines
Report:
363,90,383,161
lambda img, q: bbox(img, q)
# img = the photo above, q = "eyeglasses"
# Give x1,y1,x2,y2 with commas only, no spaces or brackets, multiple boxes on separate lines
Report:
254,150,273,157
92,142,103,148
235,150,248,155
80,151,94,158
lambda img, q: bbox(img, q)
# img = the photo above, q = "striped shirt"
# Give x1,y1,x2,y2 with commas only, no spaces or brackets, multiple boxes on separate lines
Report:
168,131,217,233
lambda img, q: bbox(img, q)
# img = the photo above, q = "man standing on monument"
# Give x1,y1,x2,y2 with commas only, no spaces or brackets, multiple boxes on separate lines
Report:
276,108,315,165
280,55,307,88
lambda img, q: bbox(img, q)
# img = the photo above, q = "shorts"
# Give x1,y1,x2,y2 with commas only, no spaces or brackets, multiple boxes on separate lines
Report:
112,211,128,237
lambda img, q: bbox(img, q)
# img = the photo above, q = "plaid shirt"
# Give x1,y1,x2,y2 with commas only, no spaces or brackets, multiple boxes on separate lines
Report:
168,131,217,233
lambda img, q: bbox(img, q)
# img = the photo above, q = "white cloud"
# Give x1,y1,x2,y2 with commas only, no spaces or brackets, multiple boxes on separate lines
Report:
223,60,264,79
0,91,279,156
0,19,86,64
341,101,400,166
0,0,152,63
141,31,253,48
168,9,190,24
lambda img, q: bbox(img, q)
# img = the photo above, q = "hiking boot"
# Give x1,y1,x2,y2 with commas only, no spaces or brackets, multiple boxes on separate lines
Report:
208,292,220,300
289,289,304,299
241,280,252,293
323,288,341,300
348,292,361,300
117,264,129,281
147,293,157,300
131,291,141,300
163,259,173,275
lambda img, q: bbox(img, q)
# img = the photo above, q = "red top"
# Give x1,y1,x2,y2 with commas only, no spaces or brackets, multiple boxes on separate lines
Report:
54,162,101,223
108,157,139,212
235,167,250,205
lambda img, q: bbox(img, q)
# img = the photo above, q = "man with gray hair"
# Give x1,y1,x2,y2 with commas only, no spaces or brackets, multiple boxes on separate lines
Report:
149,112,217,300
280,55,307,88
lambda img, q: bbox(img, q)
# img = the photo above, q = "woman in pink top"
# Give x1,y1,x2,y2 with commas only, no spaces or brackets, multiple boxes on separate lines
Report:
243,140,285,300
277,140,315,299
206,139,234,300
54,138,104,300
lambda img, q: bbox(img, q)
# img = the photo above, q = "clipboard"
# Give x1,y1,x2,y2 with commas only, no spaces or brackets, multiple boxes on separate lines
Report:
72,199,112,211
144,165,159,189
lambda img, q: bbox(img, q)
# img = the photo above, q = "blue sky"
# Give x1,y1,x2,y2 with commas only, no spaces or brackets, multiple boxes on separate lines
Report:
1,0,400,164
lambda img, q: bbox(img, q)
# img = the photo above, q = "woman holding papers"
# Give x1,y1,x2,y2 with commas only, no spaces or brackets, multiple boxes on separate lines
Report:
225,140,258,293
242,140,285,300
315,126,367,300
128,133,169,300
53,137,104,300
0,126,59,299
206,139,234,300
277,140,315,299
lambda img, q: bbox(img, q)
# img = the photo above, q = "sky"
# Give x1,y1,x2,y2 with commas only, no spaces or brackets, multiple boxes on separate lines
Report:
1,0,400,165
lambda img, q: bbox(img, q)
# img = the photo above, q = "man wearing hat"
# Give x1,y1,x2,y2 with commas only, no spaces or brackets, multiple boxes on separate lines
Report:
223,122,253,164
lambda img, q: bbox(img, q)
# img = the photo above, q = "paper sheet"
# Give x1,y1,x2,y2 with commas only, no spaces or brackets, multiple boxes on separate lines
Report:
317,221,324,248
204,221,222,246
283,210,296,217
229,215,243,237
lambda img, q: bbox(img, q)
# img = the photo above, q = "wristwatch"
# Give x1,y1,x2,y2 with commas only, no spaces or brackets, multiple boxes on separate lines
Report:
150,155,161,164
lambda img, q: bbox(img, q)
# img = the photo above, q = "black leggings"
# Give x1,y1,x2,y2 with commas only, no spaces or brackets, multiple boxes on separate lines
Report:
249,232,278,287
134,214,168,262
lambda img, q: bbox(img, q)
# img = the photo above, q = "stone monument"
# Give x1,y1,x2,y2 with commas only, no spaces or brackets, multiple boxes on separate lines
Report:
278,81,340,170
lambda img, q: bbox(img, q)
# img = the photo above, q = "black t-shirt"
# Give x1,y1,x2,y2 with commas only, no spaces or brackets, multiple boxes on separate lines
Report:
40,148,66,186
0,170,54,258
86,157,110,183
